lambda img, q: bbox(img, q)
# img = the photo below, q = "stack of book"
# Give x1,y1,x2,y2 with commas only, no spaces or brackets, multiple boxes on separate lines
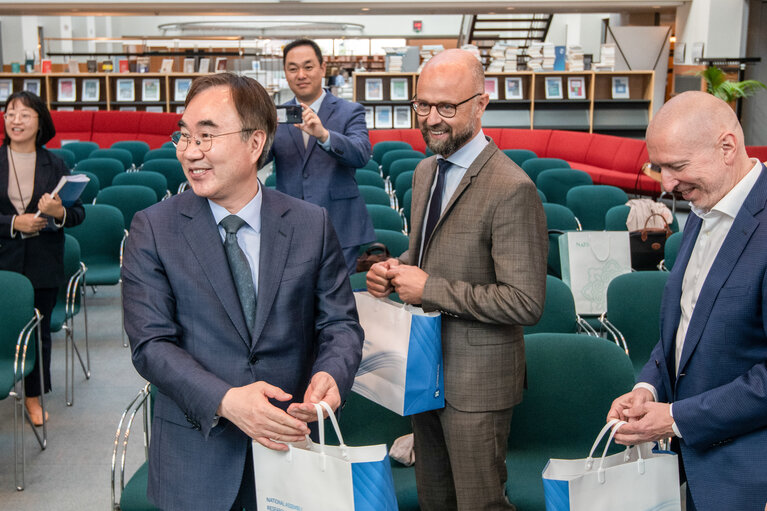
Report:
486,44,507,72
595,44,616,71
417,45,444,72
504,46,519,72
527,42,544,71
542,43,556,70
567,45,585,71
460,44,482,63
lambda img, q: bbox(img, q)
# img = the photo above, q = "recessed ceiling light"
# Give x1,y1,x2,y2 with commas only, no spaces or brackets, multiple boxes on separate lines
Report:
361,7,370,11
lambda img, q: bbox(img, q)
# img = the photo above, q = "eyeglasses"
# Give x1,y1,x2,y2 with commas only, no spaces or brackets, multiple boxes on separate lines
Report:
171,129,255,153
4,112,38,123
410,93,482,118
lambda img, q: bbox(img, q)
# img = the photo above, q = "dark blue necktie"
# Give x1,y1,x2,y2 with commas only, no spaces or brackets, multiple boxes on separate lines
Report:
420,158,450,267
220,215,256,335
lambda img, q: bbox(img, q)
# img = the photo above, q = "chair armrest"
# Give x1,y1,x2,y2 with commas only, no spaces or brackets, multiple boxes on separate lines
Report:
598,315,629,355
111,382,151,510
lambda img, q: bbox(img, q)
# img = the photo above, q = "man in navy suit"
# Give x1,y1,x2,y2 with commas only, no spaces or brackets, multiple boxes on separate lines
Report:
608,91,767,510
265,38,374,273
122,73,363,511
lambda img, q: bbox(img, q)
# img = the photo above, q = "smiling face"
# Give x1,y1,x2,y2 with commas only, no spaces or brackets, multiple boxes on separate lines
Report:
5,98,40,151
177,85,265,213
284,44,326,105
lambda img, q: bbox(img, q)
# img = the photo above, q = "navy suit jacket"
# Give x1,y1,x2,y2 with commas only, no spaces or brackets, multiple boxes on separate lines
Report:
122,186,363,511
638,163,767,510
266,92,374,249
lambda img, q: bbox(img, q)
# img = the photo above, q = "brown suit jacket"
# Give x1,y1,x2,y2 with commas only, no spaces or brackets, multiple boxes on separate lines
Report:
401,139,547,412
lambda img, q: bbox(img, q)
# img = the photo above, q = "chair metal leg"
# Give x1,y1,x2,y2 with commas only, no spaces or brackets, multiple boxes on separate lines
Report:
121,279,127,348
13,384,25,491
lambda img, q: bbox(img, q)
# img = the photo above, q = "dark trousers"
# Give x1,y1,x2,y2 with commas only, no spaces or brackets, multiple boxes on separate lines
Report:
24,287,57,398
230,443,257,511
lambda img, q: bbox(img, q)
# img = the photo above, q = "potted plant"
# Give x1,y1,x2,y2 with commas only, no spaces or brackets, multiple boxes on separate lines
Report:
698,65,766,102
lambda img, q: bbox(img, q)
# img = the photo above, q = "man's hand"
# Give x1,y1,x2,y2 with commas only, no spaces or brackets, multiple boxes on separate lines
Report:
607,387,654,423
217,381,310,451
366,258,400,297
287,372,341,422
37,193,65,220
387,264,429,304
613,401,675,445
295,103,329,143
13,213,48,234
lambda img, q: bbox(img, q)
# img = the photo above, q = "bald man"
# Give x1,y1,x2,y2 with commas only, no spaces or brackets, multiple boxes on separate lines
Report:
608,91,767,511
367,49,547,510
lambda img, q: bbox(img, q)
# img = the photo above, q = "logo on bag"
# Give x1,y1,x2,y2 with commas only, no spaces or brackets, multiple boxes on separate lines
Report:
265,497,303,511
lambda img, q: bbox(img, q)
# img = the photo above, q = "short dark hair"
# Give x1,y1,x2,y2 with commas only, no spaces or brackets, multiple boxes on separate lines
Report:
184,73,277,169
283,38,323,65
3,91,56,147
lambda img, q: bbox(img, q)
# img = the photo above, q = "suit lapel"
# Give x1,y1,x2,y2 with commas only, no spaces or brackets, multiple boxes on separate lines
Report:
180,194,251,348
302,93,336,166
287,97,307,160
0,148,10,212
251,187,292,344
677,164,767,375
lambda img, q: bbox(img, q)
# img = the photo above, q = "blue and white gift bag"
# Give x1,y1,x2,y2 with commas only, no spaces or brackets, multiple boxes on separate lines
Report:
253,402,398,511
352,292,444,416
542,419,681,511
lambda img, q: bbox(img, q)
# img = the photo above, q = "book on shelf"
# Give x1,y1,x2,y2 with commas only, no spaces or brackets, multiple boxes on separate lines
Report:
160,59,174,73
41,60,52,73
119,59,130,73
553,46,566,71
567,46,585,71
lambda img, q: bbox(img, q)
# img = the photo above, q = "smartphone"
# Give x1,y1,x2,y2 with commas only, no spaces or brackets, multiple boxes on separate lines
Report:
275,105,303,124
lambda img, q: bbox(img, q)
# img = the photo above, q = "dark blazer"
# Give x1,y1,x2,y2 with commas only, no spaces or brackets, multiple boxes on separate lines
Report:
266,92,375,249
638,163,767,510
0,146,85,288
122,186,364,511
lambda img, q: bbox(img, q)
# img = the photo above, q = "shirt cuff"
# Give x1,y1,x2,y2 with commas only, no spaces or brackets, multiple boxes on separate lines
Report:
53,209,67,228
10,215,17,238
669,404,682,438
318,132,332,151
632,382,658,402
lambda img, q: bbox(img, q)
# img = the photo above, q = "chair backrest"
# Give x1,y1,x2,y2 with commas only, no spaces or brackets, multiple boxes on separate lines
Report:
111,140,151,166
143,148,178,162
62,141,99,163
394,170,414,205
605,271,669,375
604,204,631,231
388,158,423,185
542,203,578,231
374,229,409,257
66,204,125,268
90,148,133,171
366,204,404,232
74,157,125,188
349,272,367,292
537,189,547,203
139,158,187,194
664,232,683,271
0,270,37,390
380,150,425,177
113,171,169,202
402,188,412,226
355,169,386,189
503,149,538,167
566,185,629,231
359,159,380,172
536,168,593,206
71,170,101,204
521,157,570,183
264,173,276,188
60,234,84,315
358,185,391,206
48,148,76,170
524,276,579,334
161,141,175,149
372,141,412,165
96,185,157,229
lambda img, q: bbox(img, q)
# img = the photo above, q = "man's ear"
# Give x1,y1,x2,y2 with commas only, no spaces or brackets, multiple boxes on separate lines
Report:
250,130,267,165
719,131,738,165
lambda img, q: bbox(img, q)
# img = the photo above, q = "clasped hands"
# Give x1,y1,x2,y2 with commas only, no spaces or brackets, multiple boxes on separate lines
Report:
294,103,329,144
217,371,340,451
366,258,428,304
13,193,65,234
606,388,675,445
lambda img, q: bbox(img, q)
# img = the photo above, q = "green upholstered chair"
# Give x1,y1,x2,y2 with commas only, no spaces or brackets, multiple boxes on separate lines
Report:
388,158,422,188
605,204,680,233
536,168,593,206
543,203,580,278
525,276,596,336
90,148,133,171
372,141,412,166
140,159,187,194
503,149,538,167
566,185,629,231
355,169,386,189
662,232,683,271
62,141,99,164
366,204,404,233
113,171,170,202
505,333,634,510
360,159,380,172
599,271,669,376
402,188,412,229
373,229,409,258
264,173,276,188
349,271,368,292
359,185,393,207
380,150,425,179
0,270,45,490
520,157,570,184
96,185,158,230
71,170,101,204
161,141,175,149
49,148,76,169
394,170,414,208
111,140,151,167
143,148,178,162
74,157,125,188
49,234,90,406
537,189,547,203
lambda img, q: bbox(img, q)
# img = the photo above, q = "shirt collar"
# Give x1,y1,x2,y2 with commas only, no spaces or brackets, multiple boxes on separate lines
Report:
691,158,762,220
439,129,489,169
208,185,263,233
306,90,327,113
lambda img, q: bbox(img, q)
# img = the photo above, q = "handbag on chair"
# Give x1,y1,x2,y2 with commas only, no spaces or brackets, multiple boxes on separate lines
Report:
629,213,672,271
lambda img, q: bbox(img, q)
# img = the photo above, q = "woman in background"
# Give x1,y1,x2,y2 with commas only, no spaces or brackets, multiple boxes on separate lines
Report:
0,91,85,425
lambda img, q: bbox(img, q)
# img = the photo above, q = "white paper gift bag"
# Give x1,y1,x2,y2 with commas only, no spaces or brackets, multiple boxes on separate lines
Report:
542,419,681,511
559,231,631,315
352,292,443,416
253,401,398,511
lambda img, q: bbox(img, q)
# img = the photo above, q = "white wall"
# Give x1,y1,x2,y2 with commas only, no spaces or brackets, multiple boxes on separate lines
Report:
675,0,749,63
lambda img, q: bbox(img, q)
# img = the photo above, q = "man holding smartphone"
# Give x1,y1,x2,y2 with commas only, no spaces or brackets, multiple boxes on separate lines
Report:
265,38,374,274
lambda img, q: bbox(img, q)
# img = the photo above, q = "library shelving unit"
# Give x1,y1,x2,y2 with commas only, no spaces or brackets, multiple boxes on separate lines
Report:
591,70,655,138
353,72,418,130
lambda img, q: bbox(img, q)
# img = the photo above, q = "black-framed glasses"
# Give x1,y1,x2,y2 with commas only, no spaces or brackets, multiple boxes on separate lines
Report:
171,129,255,152
410,93,482,118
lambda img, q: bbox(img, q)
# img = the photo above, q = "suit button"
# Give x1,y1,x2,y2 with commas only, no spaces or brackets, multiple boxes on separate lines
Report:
249,354,259,365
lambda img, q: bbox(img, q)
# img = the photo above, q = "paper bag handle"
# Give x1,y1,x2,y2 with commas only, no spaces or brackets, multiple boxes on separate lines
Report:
313,401,350,463
594,421,646,484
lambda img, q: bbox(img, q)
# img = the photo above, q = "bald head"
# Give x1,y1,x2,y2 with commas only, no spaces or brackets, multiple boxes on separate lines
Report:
420,49,485,92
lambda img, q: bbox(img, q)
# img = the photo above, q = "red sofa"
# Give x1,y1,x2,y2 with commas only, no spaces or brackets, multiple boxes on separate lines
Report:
371,128,767,195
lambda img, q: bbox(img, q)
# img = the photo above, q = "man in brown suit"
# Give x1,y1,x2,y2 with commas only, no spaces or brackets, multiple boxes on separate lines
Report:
367,49,548,510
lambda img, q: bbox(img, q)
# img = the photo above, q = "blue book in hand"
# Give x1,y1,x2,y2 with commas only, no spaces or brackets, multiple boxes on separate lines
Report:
32,174,90,231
